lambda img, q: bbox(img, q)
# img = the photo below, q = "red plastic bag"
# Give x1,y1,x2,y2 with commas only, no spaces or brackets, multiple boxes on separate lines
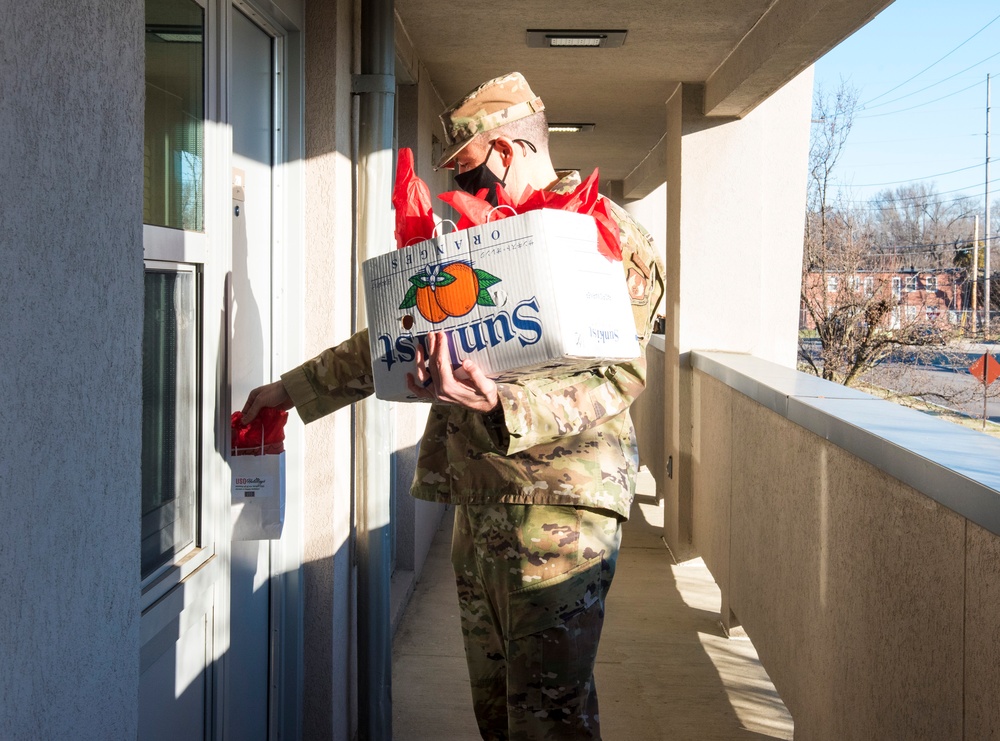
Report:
231,408,288,456
436,188,497,231
393,147,436,249
437,169,622,261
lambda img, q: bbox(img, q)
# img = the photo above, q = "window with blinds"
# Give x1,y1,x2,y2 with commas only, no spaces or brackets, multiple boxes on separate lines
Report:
141,267,199,579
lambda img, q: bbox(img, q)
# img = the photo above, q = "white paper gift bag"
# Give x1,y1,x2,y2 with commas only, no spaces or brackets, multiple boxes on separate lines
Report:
231,451,286,541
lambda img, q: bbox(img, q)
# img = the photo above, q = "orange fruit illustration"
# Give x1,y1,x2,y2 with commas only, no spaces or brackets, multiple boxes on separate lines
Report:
434,263,480,318
400,261,500,324
413,263,480,322
415,284,448,323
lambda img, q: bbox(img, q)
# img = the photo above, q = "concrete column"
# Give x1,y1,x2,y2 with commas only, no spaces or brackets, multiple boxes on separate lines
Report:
390,76,448,613
662,70,813,567
302,0,357,738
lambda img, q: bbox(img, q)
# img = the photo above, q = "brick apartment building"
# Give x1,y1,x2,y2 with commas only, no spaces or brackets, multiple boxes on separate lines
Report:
800,268,969,330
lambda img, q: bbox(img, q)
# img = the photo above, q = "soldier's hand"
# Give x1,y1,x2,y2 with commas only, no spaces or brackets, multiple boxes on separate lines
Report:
406,331,498,413
241,380,293,425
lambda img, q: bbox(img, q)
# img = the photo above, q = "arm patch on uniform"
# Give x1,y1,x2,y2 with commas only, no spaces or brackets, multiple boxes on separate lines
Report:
627,267,649,302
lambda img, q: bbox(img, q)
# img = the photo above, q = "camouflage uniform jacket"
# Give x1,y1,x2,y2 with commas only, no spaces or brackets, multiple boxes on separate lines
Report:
281,171,664,519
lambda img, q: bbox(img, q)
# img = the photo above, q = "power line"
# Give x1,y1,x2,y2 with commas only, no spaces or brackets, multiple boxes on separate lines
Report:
812,241,991,258
834,157,981,171
856,105,981,121
862,11,1000,107
833,162,983,188
861,50,1000,111
878,240,979,253
827,176,1000,205
857,79,985,118
849,133,980,146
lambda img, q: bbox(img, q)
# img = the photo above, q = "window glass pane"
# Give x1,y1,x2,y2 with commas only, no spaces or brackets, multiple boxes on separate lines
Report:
144,0,204,231
142,268,199,578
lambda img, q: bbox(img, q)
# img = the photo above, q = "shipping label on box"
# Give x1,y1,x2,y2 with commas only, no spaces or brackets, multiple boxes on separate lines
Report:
363,209,640,402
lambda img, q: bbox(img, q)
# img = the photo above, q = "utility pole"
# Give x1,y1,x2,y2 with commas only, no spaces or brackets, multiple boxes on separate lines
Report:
986,73,992,339
973,214,980,334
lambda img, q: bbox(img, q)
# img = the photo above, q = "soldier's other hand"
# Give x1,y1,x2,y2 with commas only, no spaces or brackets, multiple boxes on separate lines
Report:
241,380,293,425
406,331,498,413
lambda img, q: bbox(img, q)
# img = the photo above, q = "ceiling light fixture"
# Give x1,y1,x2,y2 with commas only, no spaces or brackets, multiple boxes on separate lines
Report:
548,123,596,133
526,30,627,49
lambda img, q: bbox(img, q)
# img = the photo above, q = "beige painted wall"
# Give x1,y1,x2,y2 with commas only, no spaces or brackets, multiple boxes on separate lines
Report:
299,23,464,731
301,0,357,736
661,68,813,559
631,336,667,487
392,71,451,595
690,370,1000,740
673,68,812,365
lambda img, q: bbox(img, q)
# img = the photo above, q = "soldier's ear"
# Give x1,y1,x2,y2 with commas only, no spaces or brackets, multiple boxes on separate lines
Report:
491,137,516,168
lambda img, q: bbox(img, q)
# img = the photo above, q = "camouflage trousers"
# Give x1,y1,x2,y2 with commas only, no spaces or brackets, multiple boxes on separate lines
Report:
451,502,623,741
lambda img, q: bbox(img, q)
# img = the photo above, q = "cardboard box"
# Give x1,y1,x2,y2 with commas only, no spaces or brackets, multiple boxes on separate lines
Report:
363,208,640,402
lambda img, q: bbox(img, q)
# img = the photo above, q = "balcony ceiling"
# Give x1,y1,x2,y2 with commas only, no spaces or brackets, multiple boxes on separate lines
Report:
394,0,894,184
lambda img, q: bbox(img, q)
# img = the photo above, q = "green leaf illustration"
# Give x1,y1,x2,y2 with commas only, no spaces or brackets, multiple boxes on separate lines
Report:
474,268,501,289
399,285,418,309
476,288,496,307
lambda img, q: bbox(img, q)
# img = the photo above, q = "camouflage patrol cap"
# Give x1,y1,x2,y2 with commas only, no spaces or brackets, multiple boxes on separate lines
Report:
436,72,545,169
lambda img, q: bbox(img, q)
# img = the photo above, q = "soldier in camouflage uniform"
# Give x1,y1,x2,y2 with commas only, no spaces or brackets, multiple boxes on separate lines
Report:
242,72,664,741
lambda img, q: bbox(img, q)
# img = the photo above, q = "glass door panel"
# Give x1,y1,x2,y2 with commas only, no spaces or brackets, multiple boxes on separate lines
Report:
144,0,205,232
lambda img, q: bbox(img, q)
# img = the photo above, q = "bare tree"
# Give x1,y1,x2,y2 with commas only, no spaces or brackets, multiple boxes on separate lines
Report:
800,213,951,385
800,82,956,386
870,184,978,270
806,80,859,259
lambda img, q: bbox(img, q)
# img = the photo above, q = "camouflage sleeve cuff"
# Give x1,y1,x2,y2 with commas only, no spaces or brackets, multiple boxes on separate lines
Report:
481,398,511,453
280,365,323,424
280,330,375,424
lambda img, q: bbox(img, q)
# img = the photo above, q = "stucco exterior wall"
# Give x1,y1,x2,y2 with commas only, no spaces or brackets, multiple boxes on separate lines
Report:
676,69,812,365
0,2,144,737
661,68,813,559
301,0,357,737
393,71,450,588
631,336,667,485
726,385,964,739
686,359,1000,740
964,521,1000,738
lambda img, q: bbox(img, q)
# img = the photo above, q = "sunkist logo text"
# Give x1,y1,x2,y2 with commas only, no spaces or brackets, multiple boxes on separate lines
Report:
377,226,544,370
377,296,544,370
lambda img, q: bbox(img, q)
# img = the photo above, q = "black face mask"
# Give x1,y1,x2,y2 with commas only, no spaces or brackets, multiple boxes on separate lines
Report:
454,139,537,206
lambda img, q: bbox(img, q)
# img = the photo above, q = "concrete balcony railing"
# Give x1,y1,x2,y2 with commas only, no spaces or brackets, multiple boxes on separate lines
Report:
635,338,1000,740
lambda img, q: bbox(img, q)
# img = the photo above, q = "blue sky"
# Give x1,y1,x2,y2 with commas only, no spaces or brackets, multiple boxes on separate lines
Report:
814,0,1000,207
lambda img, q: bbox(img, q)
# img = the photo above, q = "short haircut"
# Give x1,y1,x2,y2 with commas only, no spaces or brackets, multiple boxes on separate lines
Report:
473,111,550,155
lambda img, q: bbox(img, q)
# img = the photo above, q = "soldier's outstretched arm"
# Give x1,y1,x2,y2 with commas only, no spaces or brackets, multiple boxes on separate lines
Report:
241,329,377,425
241,380,293,425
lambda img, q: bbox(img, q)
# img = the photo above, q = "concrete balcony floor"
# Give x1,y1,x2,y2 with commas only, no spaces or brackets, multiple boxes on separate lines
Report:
393,469,794,740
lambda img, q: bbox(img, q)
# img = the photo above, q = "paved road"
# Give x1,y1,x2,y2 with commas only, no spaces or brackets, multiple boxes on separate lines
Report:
866,363,1000,423
802,339,1000,423
882,342,1000,422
